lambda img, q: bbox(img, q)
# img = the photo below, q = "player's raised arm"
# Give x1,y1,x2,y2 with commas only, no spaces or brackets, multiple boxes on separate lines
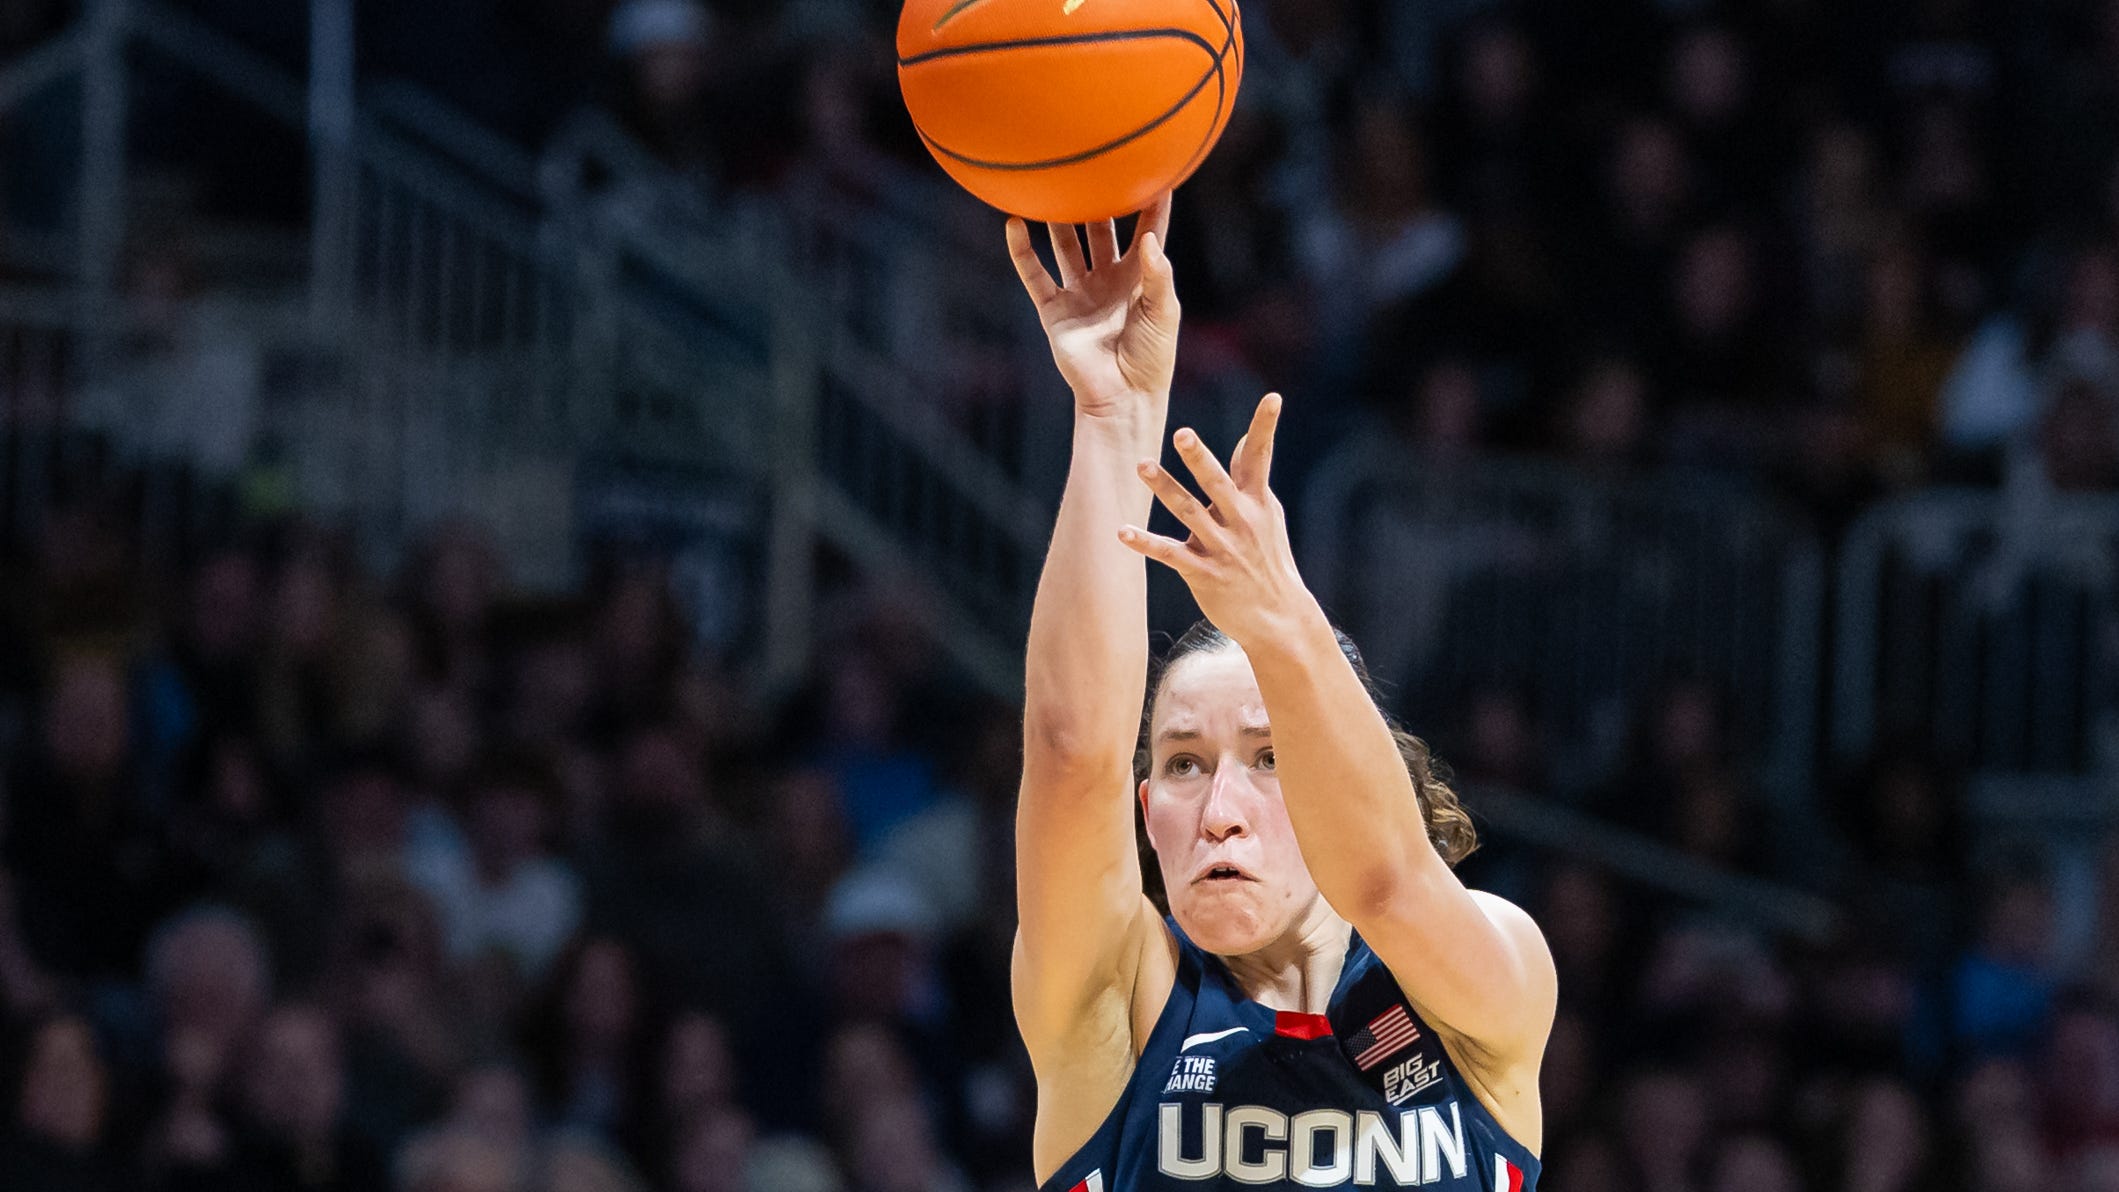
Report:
1120,398,1558,1064
1007,197,1183,1157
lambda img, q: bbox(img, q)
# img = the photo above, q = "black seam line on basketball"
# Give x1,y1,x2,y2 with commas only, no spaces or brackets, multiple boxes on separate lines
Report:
1169,0,1235,184
910,33,1226,173
1168,28,1228,186
897,26,1216,68
929,0,986,32
1197,0,1232,41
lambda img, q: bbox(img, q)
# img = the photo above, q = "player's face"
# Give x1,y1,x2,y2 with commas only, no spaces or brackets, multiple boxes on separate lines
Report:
1141,646,1323,957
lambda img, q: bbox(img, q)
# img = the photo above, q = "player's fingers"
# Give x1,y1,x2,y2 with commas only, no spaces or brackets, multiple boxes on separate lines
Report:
1172,427,1241,512
1241,393,1283,492
1138,191,1173,251
1137,460,1224,543
1087,219,1121,268
1118,525,1199,576
1006,218,1060,305
1229,432,1255,490
1136,232,1179,325
1046,221,1088,287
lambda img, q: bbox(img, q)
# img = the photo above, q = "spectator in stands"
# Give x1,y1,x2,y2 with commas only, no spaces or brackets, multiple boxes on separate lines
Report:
1538,1010,1596,1145
1705,1135,1801,1192
1556,356,1655,472
522,937,649,1139
665,1104,754,1192
1953,1056,2049,1192
323,870,464,1147
765,768,852,957
397,1129,525,1192
1300,96,1467,391
1830,1077,1939,1192
438,1063,538,1168
254,535,361,770
7,649,169,979
2045,997,2119,1164
808,650,939,857
407,753,582,984
844,1095,970,1192
404,526,501,695
1923,864,2064,1067
224,1003,387,1192
2033,375,2119,492
1616,1067,1712,1191
610,0,720,179
580,726,786,1031
157,546,267,742
540,1132,646,1192
0,1012,121,1192
136,902,273,1073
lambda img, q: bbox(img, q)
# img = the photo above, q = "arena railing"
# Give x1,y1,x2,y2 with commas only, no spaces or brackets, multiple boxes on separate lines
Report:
1833,488,2119,786
1299,437,1829,807
537,106,1062,691
0,0,1047,698
1467,784,1842,943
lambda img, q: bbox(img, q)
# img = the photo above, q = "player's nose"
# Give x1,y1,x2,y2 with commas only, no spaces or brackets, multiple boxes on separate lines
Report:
1200,766,1250,841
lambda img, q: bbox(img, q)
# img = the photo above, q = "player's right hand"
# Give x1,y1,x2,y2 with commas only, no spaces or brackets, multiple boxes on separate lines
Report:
1006,192,1178,418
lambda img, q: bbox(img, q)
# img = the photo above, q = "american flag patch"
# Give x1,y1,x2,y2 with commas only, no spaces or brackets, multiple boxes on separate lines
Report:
1496,1155,1525,1191
1347,1004,1420,1070
1065,1172,1104,1192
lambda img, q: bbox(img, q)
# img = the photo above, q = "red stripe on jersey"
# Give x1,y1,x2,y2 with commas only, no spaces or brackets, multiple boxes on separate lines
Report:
1496,1155,1524,1192
1274,1010,1333,1040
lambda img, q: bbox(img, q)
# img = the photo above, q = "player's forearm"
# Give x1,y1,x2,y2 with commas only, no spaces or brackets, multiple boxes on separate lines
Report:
1022,403,1167,778
1241,600,1445,904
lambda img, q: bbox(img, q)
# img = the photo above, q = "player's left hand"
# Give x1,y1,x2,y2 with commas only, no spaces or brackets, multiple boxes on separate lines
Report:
1118,393,1314,644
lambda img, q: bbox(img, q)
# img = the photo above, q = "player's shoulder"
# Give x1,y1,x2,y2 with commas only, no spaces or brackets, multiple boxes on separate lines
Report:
1465,889,1545,941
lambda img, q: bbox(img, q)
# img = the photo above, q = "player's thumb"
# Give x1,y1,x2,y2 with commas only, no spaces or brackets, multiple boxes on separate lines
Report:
1136,232,1180,331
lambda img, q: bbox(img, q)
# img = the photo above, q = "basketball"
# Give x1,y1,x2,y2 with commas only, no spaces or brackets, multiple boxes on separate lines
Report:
895,0,1244,224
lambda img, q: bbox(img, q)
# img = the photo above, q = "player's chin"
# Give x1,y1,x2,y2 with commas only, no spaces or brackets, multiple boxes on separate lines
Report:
1173,891,1276,956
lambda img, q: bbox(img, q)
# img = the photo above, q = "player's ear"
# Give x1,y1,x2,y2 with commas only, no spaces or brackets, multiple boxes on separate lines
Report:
1137,779,1157,848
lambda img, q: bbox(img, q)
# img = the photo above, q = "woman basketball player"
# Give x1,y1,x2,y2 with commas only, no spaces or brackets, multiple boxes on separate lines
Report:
1005,195,1555,1192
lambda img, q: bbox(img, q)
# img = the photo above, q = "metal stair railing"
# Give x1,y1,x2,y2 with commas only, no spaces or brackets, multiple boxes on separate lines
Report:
1300,441,1828,805
1834,489,2119,781
538,110,1057,693
0,2,1047,695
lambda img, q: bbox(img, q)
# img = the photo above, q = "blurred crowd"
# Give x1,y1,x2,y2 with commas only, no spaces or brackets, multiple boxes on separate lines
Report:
579,0,2119,520
0,489,2116,1192
0,505,1035,1192
4,0,2119,1190
7,0,2119,514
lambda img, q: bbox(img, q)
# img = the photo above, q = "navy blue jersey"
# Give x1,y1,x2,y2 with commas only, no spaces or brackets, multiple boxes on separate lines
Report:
1038,923,1539,1192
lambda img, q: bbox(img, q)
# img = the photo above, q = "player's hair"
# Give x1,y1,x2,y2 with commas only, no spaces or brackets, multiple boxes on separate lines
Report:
1134,620,1479,868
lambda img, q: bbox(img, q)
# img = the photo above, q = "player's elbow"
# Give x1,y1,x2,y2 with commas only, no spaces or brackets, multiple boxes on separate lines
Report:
1022,710,1131,779
1328,853,1434,926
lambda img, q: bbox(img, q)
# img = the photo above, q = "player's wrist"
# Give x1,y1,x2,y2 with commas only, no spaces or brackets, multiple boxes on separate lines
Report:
1073,391,1168,437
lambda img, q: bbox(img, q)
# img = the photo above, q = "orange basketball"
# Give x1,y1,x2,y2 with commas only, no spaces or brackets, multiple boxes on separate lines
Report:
896,0,1244,224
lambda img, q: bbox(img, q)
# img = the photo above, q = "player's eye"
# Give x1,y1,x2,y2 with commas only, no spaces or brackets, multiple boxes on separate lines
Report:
1166,755,1200,778
1257,749,1276,773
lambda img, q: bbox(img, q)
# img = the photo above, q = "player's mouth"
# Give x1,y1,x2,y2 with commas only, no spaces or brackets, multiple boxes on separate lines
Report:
1192,860,1256,884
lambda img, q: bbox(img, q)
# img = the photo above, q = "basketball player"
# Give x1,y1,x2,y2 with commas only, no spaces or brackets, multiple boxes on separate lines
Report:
1006,194,1555,1192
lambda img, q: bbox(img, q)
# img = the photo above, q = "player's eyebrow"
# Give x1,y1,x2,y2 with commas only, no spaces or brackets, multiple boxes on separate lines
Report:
1155,725,1272,743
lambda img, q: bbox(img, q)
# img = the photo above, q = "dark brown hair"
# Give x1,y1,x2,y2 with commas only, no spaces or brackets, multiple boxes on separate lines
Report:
1134,620,1478,869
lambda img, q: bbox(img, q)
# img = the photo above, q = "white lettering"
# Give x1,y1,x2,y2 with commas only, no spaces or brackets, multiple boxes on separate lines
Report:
1384,1056,1444,1104
1289,1109,1353,1186
1224,1106,1287,1184
1354,1109,1421,1185
1158,1101,1467,1186
1418,1102,1467,1183
1158,1103,1221,1179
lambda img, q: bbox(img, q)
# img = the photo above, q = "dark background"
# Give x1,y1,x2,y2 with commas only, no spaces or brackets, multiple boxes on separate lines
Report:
1,0,2117,1190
